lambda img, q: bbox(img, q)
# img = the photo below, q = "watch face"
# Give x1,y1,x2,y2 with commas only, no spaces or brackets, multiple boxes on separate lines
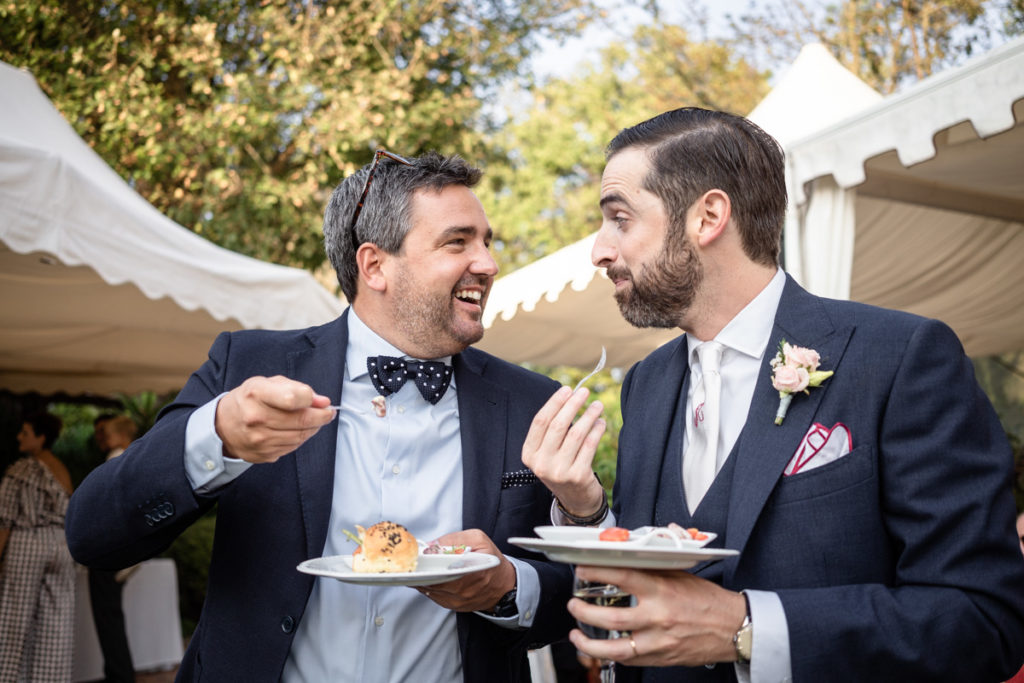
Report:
736,624,753,661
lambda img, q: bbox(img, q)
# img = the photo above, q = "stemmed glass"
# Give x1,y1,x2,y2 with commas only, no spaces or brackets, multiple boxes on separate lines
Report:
573,571,632,682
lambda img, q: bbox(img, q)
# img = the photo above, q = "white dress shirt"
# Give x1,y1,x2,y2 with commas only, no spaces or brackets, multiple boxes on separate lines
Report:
554,269,792,682
684,268,791,683
183,310,540,682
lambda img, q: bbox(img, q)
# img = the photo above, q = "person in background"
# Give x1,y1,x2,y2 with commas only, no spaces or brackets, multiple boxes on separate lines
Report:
1008,510,1024,683
0,411,75,682
88,414,139,683
65,150,574,682
92,413,116,458
102,415,137,460
524,107,1024,681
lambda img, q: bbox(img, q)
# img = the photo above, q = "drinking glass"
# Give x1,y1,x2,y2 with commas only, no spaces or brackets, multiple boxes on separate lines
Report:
573,573,633,682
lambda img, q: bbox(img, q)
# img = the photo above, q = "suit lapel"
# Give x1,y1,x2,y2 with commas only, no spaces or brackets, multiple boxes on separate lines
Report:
724,279,854,573
619,338,689,529
454,351,507,536
289,311,348,559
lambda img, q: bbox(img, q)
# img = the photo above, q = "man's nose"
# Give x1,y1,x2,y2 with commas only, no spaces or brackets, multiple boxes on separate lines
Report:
592,225,617,268
471,244,499,276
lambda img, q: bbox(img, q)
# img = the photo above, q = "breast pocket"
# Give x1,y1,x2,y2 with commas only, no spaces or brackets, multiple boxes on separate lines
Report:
771,444,876,506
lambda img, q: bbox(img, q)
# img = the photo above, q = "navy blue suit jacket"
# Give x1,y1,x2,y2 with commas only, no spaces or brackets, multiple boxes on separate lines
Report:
66,311,574,682
613,277,1024,682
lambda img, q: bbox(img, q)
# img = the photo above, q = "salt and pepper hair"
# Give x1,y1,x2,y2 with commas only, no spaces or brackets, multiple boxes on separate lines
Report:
606,107,787,267
324,151,483,302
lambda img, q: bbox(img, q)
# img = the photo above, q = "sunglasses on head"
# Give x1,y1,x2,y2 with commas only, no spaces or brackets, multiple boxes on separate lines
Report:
348,149,414,246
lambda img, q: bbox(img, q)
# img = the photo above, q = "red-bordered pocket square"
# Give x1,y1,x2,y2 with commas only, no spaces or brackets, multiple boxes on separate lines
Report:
784,422,852,476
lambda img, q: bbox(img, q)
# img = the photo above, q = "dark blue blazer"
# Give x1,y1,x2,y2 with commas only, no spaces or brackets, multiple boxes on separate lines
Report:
66,310,573,682
613,276,1024,682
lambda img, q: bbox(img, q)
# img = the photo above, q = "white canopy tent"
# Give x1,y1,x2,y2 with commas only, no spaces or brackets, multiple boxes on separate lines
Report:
479,43,886,368
783,36,1024,357
0,61,344,396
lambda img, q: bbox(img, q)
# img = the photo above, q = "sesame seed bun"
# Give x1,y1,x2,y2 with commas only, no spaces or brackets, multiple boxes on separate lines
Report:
352,521,419,573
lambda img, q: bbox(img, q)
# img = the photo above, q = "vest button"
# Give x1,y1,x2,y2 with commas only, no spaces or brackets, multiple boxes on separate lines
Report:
281,616,295,633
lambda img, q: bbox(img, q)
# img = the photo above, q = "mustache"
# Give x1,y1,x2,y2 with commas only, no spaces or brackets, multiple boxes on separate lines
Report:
453,275,492,292
605,266,631,282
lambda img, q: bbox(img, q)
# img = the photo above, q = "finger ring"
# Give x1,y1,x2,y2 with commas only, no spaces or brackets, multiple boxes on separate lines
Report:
629,637,638,657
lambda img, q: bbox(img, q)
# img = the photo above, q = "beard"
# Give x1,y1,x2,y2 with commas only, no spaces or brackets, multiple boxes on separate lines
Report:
390,267,486,358
607,235,703,329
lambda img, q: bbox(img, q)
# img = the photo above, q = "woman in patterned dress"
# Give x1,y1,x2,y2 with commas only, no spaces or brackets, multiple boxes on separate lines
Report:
0,412,75,682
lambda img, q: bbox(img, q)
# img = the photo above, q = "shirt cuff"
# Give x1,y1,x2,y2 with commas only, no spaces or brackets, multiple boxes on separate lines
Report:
474,557,539,629
549,499,618,529
735,590,793,683
184,393,252,494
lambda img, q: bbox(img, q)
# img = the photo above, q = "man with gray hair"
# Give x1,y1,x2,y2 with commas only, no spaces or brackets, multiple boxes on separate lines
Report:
67,150,574,682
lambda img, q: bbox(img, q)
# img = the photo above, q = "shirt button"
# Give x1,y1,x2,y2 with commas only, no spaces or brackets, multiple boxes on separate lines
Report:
204,460,216,471
397,406,405,414
374,616,384,627
392,465,400,475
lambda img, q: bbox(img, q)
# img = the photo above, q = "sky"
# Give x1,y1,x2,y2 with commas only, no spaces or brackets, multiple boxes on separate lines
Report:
530,0,761,81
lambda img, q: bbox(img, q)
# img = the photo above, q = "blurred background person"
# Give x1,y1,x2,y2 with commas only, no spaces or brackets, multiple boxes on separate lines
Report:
88,414,138,683
101,415,136,461
91,413,116,460
0,411,74,682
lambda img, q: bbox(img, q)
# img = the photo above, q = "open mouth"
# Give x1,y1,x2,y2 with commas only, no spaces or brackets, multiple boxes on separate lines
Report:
454,288,483,306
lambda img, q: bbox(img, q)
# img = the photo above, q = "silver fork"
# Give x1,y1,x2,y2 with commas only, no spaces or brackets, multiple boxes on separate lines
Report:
573,346,607,392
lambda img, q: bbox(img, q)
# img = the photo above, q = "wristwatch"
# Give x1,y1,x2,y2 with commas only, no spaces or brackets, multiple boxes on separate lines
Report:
487,587,518,618
733,591,753,663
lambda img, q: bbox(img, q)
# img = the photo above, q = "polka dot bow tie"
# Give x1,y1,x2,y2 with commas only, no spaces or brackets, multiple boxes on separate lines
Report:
366,355,453,405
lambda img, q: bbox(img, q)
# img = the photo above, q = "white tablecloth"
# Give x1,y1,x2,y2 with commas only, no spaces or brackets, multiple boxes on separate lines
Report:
72,558,184,681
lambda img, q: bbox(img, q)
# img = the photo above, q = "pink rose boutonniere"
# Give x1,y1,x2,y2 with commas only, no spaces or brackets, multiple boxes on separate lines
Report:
769,340,833,425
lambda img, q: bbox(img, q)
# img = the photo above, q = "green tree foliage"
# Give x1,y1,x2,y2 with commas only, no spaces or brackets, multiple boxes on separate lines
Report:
478,23,769,271
724,0,1020,94
0,0,603,273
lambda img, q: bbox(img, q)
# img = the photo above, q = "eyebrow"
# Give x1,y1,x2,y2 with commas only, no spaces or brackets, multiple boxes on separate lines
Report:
441,225,493,242
599,192,631,210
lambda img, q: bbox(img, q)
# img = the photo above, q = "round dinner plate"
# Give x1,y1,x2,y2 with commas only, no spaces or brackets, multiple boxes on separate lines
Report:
532,525,718,548
297,552,499,586
508,536,738,570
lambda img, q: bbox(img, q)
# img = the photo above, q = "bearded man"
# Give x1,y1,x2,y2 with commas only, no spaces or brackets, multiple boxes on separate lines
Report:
523,108,1024,682
67,151,573,682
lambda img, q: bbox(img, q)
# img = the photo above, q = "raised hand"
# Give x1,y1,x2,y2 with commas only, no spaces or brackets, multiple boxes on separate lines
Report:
522,386,607,518
215,375,336,463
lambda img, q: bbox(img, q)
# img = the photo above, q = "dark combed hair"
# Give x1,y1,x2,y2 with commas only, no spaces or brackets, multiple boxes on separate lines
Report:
323,151,483,302
606,107,786,267
24,412,63,450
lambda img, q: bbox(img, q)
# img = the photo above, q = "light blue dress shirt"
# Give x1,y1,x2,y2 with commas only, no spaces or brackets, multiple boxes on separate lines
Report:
183,310,540,682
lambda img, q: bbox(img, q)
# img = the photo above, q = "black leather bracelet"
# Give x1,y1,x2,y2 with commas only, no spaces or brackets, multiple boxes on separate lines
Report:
556,493,609,526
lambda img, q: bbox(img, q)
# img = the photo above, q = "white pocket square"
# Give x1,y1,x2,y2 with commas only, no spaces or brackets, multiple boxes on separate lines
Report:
784,422,852,476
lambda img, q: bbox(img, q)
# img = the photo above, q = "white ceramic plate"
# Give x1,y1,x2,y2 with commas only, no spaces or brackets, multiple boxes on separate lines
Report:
533,525,717,548
297,552,499,586
509,536,737,570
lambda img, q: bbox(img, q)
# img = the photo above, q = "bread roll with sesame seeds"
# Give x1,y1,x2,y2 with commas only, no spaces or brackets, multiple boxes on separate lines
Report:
352,521,419,573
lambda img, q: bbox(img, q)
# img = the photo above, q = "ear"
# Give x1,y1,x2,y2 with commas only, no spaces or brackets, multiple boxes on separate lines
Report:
355,243,389,294
694,189,731,247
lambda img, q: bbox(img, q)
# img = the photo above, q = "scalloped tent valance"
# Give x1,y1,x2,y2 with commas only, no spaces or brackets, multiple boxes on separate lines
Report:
478,38,1024,367
0,61,344,396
